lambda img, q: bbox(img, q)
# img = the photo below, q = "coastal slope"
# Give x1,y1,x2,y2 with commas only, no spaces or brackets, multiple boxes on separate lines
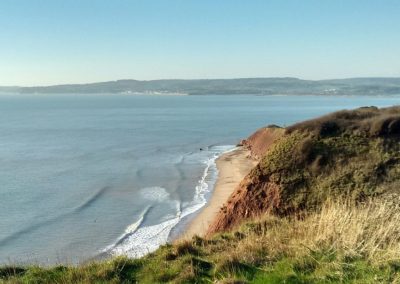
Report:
2,106,400,283
209,106,400,234
183,148,258,239
184,127,284,239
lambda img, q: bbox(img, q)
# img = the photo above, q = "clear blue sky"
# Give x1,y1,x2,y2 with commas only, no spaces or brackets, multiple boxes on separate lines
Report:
1,0,399,86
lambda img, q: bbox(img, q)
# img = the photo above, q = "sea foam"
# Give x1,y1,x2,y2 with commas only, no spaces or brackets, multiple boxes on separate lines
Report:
103,145,236,258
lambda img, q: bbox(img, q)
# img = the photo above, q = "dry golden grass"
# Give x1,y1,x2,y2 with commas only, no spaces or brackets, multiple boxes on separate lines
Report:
228,196,400,265
307,197,400,262
2,196,399,283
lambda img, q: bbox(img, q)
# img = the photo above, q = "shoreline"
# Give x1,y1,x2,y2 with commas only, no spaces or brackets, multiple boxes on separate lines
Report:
181,147,258,239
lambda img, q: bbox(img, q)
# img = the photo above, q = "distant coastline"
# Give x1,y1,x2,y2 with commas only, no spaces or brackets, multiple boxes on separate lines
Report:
2,77,400,96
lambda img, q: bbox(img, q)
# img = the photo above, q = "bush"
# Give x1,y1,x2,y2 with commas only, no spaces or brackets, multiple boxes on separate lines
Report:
286,106,400,138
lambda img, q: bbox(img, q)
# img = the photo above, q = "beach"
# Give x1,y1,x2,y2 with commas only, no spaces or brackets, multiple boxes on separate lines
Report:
182,147,258,239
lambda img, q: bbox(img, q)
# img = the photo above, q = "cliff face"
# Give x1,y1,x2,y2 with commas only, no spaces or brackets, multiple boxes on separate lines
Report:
240,126,284,160
208,106,400,234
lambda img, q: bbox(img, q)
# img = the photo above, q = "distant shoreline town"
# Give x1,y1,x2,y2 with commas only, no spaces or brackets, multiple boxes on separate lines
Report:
1,77,400,96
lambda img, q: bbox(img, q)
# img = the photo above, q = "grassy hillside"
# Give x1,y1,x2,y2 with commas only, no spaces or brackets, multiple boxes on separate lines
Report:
209,106,400,233
1,106,400,283
2,198,399,283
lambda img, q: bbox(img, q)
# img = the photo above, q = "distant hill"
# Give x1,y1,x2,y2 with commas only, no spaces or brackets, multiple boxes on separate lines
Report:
1,77,400,95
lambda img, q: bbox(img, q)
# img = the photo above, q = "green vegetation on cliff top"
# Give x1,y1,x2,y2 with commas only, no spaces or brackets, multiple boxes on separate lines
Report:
1,106,400,283
257,106,400,215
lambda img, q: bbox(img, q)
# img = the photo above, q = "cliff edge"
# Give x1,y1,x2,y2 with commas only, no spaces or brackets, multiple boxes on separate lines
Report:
239,125,284,160
208,106,400,234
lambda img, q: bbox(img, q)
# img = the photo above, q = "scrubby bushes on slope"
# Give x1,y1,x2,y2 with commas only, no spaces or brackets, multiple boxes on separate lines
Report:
286,105,400,137
209,106,400,233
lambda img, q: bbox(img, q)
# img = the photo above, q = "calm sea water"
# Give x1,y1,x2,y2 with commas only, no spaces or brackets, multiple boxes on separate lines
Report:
0,94,398,264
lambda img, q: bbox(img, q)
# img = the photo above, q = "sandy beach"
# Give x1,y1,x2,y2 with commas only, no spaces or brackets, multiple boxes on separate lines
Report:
182,147,258,239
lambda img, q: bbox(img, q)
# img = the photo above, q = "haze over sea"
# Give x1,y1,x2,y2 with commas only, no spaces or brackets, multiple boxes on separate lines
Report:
0,93,398,264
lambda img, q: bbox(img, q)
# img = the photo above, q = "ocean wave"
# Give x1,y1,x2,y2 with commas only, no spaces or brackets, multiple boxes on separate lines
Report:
182,144,237,217
102,205,151,253
139,186,170,202
0,186,113,248
0,215,63,248
74,186,110,213
103,145,236,258
108,215,180,258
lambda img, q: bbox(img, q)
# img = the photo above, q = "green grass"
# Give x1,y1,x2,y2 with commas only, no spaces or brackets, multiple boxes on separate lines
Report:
252,257,399,284
255,108,400,215
2,198,400,283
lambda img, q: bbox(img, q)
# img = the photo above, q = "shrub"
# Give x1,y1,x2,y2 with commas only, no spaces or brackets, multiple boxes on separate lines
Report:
286,106,400,138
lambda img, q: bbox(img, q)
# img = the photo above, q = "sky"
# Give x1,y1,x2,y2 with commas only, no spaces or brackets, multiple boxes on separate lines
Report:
0,0,399,86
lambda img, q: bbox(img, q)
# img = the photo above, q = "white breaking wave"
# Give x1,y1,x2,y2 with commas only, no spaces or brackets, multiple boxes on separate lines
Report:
101,205,150,253
108,215,180,258
103,145,236,258
139,186,170,202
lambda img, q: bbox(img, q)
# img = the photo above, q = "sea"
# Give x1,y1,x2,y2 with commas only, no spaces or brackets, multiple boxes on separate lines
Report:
0,93,398,265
